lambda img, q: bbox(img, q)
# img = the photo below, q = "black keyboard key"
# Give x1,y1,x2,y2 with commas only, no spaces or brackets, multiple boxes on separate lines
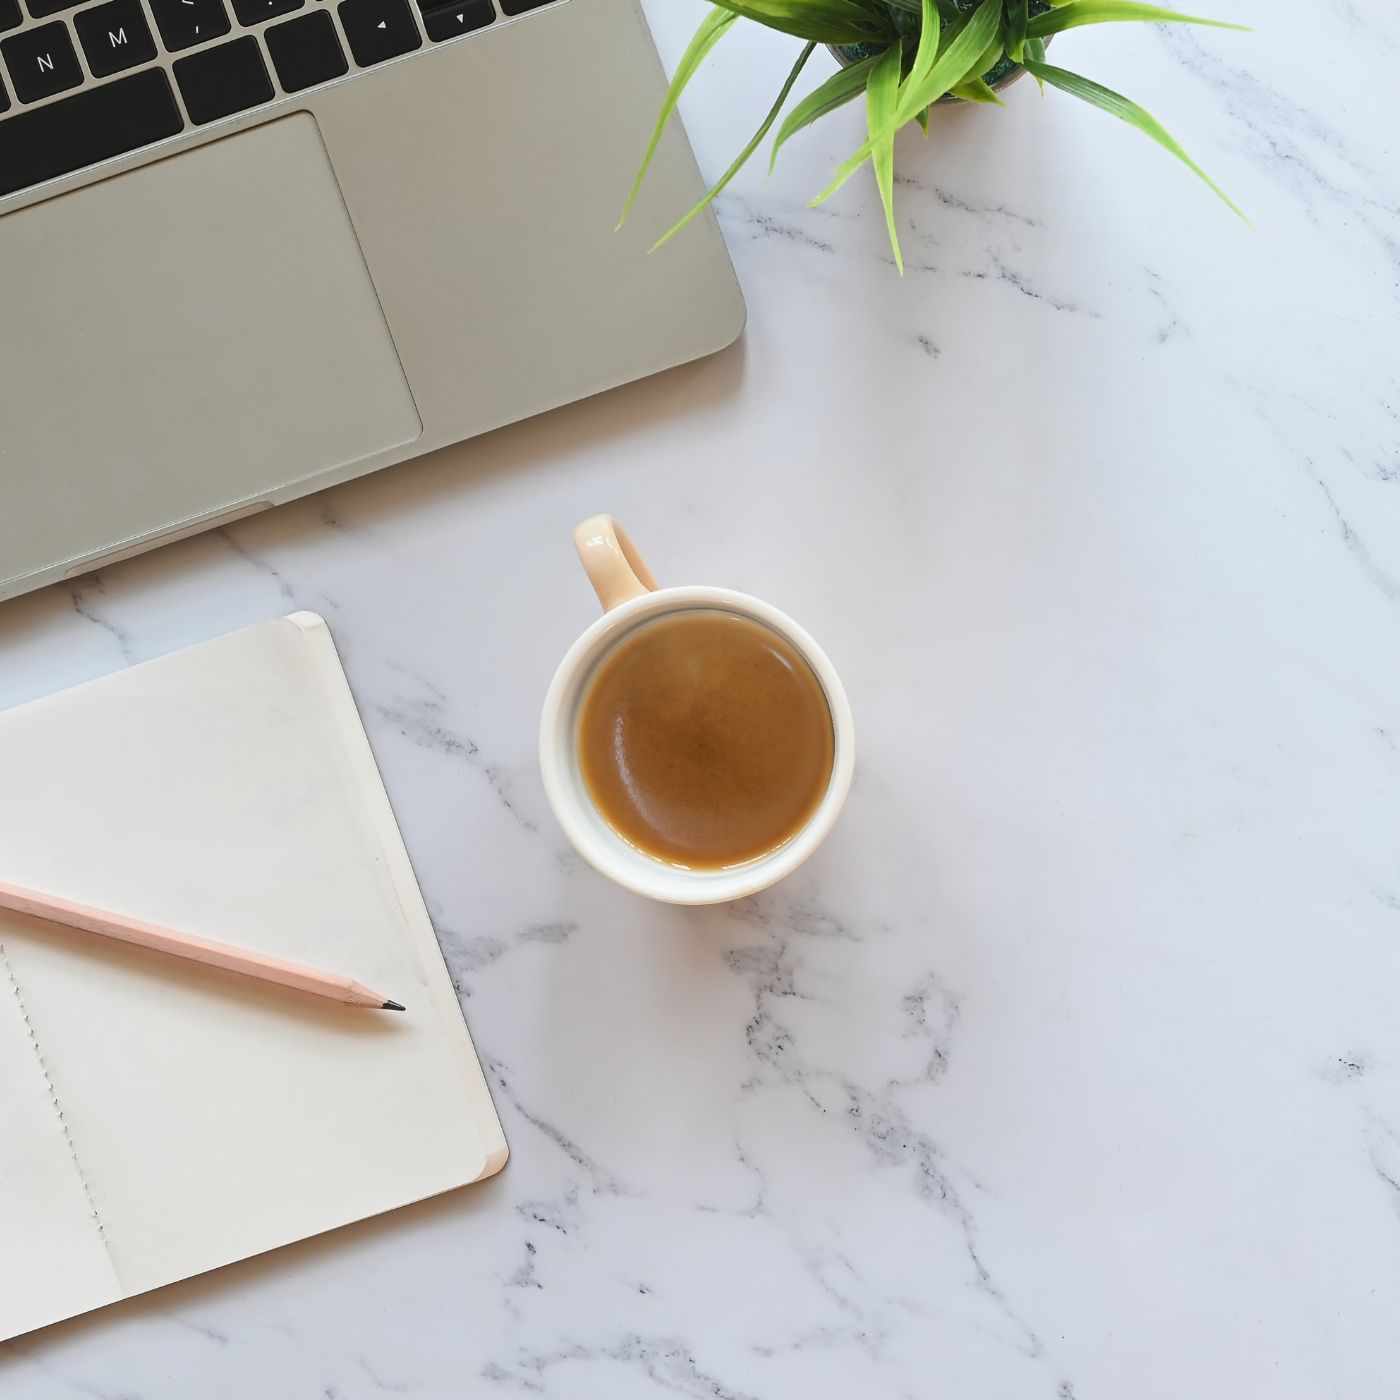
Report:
0,0,21,31
173,34,271,122
76,0,157,77
26,0,80,16
0,67,181,196
0,72,8,111
338,0,419,66
498,0,549,12
231,0,300,24
420,0,490,42
149,0,229,51
265,11,344,91
2,21,82,103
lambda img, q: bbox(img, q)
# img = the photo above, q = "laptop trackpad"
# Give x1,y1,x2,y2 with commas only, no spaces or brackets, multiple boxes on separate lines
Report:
0,114,421,584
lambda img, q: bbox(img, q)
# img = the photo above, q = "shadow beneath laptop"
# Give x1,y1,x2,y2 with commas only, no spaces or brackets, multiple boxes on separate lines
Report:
0,332,746,678
242,333,749,549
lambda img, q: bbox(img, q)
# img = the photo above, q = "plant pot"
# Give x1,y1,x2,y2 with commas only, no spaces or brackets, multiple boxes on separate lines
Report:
828,41,1035,99
828,0,1051,103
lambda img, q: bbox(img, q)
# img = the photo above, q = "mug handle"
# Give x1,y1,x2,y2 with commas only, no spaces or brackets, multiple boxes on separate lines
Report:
574,516,659,612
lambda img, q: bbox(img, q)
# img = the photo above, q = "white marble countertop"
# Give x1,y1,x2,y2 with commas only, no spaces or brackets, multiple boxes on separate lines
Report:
4,0,1400,1394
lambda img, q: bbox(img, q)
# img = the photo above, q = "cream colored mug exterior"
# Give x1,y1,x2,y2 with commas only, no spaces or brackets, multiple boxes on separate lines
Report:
539,516,854,905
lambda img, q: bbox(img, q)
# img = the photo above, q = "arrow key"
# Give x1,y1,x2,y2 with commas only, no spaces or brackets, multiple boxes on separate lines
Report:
338,0,420,66
420,0,491,42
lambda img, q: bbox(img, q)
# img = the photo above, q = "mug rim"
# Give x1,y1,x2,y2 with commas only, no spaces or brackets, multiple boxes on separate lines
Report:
539,586,854,905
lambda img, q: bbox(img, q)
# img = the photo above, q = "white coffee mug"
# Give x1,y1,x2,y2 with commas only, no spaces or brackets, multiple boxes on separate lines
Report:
539,516,854,904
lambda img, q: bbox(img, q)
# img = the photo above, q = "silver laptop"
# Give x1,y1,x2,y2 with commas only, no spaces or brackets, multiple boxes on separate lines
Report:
0,0,743,602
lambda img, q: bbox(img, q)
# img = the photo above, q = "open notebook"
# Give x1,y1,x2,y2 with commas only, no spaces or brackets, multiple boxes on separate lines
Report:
0,613,506,1342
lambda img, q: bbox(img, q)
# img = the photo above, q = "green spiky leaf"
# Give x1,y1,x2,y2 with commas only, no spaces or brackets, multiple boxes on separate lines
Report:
705,0,884,44
964,32,1007,87
769,51,882,173
1007,0,1029,61
904,0,945,100
1028,1,1248,37
1024,33,1047,87
811,0,1001,206
1023,59,1248,220
866,42,905,270
617,7,737,230
951,77,1003,103
894,0,1002,124
652,43,818,251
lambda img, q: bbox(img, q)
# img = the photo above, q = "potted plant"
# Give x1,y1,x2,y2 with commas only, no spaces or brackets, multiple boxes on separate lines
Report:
620,0,1246,270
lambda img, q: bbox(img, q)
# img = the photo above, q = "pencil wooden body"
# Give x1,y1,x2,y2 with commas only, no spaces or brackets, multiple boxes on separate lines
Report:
0,879,391,1007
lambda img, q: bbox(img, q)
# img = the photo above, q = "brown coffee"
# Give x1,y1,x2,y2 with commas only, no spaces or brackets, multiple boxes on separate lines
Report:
577,610,835,870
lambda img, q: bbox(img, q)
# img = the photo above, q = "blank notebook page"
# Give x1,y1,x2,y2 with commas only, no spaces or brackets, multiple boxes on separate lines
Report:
0,613,505,1342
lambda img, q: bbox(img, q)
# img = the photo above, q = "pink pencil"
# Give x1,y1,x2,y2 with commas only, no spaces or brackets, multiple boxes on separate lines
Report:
0,879,404,1011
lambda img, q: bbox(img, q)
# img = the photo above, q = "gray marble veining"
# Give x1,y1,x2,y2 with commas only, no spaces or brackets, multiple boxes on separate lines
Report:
2,0,1399,1394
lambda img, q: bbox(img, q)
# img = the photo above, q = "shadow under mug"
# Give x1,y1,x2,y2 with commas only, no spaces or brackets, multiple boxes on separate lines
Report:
539,516,855,905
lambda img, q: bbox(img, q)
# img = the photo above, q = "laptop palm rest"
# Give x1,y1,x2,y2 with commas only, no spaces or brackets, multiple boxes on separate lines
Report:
0,113,421,587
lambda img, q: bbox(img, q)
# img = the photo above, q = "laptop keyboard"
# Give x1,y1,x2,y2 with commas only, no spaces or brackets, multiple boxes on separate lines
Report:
0,0,552,198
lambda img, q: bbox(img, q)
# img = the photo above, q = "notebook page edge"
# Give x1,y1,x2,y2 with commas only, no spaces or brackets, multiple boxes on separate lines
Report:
0,611,506,1336
280,612,508,1179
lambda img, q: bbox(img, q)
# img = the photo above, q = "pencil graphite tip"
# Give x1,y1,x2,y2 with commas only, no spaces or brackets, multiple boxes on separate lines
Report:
382,1000,406,1012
